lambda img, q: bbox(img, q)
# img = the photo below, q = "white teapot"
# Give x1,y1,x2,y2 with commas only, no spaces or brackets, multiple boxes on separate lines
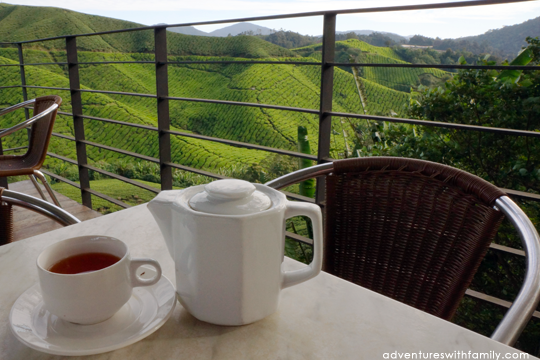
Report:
147,179,322,325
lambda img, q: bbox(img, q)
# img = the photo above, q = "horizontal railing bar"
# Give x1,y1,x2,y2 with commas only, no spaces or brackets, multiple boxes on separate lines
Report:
40,169,80,189
465,289,540,320
78,61,155,65
78,89,157,98
166,129,318,161
285,231,313,245
0,61,535,72
165,96,319,114
84,187,131,209
2,0,530,44
3,146,27,152
46,152,78,165
81,114,158,131
164,161,228,179
329,112,540,138
22,85,70,91
0,85,22,89
82,164,160,194
503,188,540,202
0,62,68,67
42,169,131,208
80,139,160,163
52,132,75,141
166,60,321,66
75,60,321,66
333,63,539,71
2,61,536,71
489,243,525,257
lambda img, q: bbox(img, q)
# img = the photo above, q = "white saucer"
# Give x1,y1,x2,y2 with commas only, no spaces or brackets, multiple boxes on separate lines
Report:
9,266,176,356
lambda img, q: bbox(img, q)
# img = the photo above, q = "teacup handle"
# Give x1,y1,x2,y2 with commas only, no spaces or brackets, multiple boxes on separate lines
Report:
282,201,323,289
129,258,162,287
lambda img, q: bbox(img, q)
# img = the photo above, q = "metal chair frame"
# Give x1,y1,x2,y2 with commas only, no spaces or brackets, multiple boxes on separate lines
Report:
266,161,540,346
0,189,80,226
0,98,62,207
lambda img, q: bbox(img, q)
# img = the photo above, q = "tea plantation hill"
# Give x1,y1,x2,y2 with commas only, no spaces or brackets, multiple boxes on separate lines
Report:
0,53,272,171
0,49,367,177
292,39,451,93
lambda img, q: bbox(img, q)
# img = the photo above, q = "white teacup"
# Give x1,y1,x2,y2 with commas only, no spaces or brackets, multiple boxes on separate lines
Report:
37,235,162,325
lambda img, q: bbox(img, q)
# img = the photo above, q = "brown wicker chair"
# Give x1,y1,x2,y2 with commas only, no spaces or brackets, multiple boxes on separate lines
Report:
0,96,62,207
266,157,540,346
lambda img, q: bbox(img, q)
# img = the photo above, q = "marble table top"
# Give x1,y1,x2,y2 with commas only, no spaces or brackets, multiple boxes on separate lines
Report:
0,204,535,359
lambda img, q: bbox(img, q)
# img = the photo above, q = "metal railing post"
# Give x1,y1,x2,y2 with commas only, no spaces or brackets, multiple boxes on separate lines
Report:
66,36,92,208
155,27,173,190
0,140,6,188
17,43,32,167
316,13,336,205
16,44,29,121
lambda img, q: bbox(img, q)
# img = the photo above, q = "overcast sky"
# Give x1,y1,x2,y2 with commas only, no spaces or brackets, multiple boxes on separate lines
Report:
4,0,540,39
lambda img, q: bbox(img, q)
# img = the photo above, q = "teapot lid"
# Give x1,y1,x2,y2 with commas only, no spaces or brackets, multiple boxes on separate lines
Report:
188,179,272,215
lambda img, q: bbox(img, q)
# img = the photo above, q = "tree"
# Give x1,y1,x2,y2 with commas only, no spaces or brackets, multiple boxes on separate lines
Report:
397,37,540,194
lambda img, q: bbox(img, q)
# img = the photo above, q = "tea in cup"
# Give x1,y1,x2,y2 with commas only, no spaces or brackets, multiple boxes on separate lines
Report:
36,235,162,324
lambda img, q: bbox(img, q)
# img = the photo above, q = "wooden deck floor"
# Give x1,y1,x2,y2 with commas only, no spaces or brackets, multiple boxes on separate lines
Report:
8,180,102,242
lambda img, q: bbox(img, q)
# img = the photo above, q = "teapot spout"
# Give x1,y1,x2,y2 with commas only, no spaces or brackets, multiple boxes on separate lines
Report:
147,190,179,257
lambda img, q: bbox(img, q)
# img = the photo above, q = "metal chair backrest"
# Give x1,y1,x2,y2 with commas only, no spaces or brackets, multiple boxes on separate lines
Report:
266,157,540,346
0,95,62,177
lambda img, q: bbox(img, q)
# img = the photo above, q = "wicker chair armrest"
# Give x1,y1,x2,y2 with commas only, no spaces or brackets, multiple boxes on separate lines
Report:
0,99,58,139
490,196,540,345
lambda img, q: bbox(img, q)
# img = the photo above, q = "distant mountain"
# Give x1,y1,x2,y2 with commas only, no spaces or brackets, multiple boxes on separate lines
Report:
163,22,276,38
409,16,539,59
209,23,274,37
460,16,540,57
160,24,209,37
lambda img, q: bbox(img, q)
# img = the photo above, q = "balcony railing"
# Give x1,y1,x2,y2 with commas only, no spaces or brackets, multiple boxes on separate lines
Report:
0,0,538,351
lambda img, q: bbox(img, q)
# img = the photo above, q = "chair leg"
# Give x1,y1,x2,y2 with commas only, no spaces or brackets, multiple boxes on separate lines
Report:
33,170,62,208
29,175,47,201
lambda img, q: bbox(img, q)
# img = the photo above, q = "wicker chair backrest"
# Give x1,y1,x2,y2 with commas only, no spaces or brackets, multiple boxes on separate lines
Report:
324,157,506,320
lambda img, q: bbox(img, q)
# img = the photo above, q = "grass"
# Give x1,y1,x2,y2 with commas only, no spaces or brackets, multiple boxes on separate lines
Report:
51,178,180,214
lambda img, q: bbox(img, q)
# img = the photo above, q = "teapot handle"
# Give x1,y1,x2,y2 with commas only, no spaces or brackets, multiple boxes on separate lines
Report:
282,201,323,289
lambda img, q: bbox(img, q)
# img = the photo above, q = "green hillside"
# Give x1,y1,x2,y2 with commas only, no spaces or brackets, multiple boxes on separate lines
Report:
0,3,294,58
0,53,272,173
0,48,374,177
293,39,451,93
293,39,404,62
356,53,450,92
